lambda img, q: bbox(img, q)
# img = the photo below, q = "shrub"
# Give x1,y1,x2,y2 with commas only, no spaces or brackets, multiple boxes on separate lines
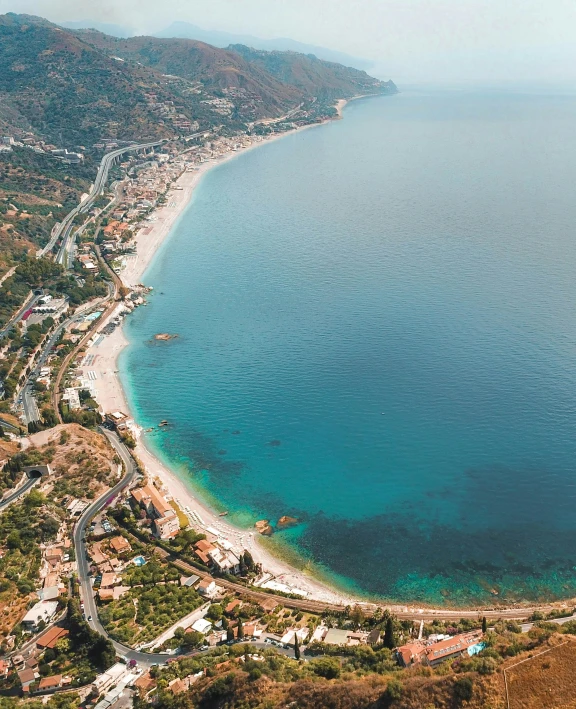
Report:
385,678,403,700
453,677,473,703
310,657,340,679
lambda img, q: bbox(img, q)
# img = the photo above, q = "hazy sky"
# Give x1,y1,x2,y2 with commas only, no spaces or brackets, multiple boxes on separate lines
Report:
2,0,576,83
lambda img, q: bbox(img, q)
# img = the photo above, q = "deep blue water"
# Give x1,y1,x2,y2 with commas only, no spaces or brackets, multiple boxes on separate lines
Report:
121,88,576,606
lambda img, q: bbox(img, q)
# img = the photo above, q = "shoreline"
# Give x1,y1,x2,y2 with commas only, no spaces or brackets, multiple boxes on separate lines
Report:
88,109,369,608
84,96,570,616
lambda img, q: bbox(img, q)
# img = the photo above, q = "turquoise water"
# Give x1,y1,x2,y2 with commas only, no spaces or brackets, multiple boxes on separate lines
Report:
121,88,576,606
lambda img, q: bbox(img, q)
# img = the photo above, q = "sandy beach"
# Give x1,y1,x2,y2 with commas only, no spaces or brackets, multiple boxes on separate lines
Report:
84,120,369,608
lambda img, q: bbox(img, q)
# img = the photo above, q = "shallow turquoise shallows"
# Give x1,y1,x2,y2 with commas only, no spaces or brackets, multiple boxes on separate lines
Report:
121,88,576,606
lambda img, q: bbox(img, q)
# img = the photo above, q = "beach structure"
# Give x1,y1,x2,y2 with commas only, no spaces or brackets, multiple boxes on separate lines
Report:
105,410,133,432
130,483,180,539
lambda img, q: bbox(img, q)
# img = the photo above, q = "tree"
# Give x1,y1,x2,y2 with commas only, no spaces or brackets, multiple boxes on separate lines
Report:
243,550,254,571
226,627,234,642
453,677,474,703
294,633,300,660
206,603,223,621
384,617,395,649
181,630,203,650
385,679,404,701
482,616,487,633
350,605,365,628
310,657,340,679
40,516,60,541
237,618,244,640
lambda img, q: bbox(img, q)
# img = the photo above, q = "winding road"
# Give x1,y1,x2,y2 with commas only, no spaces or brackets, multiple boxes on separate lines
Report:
0,476,38,513
39,140,165,264
74,428,174,667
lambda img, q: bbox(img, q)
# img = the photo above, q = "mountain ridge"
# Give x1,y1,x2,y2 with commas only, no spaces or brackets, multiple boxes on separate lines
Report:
56,18,374,71
0,13,395,147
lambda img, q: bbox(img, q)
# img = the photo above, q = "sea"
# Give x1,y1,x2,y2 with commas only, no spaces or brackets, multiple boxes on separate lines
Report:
120,86,576,607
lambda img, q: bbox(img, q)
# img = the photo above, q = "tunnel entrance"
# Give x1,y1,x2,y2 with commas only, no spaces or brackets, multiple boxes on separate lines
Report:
23,465,51,479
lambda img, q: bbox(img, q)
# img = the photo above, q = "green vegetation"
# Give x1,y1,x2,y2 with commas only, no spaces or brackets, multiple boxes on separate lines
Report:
0,489,57,598
25,599,116,690
99,567,203,645
66,599,116,672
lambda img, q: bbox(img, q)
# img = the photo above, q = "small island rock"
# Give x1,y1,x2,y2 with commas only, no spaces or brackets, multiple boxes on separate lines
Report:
255,519,273,536
155,333,178,341
277,515,299,530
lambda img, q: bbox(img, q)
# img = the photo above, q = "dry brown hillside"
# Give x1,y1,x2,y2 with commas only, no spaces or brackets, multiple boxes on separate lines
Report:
26,423,120,497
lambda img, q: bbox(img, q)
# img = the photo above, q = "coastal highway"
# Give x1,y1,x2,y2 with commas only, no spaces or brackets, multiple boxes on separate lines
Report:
74,429,173,668
19,315,73,424
0,475,38,513
40,140,165,263
18,287,115,424
0,292,42,341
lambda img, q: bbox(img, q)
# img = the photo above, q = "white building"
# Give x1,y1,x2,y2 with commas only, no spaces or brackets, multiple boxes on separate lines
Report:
92,662,131,694
208,548,240,575
191,618,212,635
21,601,59,631
33,298,69,316
197,579,218,598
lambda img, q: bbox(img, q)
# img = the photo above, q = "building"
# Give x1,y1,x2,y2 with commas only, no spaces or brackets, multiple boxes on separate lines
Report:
36,626,69,650
423,632,484,668
44,547,63,571
154,513,180,539
131,483,180,539
181,574,200,587
367,628,382,645
280,627,309,646
396,641,427,667
38,674,62,690
105,411,133,432
22,601,59,631
191,618,212,635
259,597,279,614
92,662,131,694
109,536,132,555
38,586,59,602
18,668,37,691
225,599,241,614
208,548,241,575
195,539,216,554
100,572,119,589
197,579,218,598
323,628,353,646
